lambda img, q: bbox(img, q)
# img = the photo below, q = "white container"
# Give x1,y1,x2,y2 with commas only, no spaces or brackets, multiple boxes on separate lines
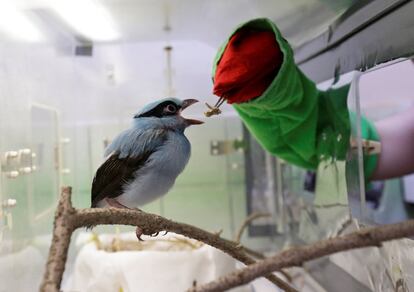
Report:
67,232,250,292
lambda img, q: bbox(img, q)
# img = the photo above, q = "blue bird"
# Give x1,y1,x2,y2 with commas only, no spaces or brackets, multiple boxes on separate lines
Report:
91,98,203,238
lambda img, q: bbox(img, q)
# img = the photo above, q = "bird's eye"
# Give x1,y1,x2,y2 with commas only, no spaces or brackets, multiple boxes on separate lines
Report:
165,104,177,114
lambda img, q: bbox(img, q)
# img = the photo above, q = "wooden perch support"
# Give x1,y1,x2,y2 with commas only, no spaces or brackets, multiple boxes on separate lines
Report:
40,187,296,292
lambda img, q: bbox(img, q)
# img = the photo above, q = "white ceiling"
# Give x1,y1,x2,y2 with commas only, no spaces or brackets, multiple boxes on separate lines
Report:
5,0,356,47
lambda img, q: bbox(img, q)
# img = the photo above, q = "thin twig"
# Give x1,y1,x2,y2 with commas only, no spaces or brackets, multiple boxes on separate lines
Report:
234,212,271,243
234,212,294,284
39,187,296,292
190,218,414,292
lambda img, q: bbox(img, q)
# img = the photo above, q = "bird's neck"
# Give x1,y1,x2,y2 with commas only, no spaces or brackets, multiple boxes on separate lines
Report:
132,117,186,133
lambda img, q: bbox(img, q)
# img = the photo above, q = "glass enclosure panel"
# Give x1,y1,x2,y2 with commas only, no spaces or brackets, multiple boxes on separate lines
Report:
243,127,351,248
329,58,414,291
244,129,280,237
349,58,414,224
284,158,350,244
346,72,366,221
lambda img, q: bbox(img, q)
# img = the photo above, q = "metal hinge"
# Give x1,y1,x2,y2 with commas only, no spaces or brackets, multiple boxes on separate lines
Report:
210,138,245,156
1,149,37,178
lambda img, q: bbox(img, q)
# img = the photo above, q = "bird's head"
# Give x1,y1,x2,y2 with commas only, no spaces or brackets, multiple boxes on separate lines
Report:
134,98,204,130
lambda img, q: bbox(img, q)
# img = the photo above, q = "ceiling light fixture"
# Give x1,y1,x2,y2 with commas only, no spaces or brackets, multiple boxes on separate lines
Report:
52,0,119,42
0,2,43,42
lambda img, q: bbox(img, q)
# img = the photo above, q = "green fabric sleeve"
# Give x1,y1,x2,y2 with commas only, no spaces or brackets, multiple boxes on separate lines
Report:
212,18,350,170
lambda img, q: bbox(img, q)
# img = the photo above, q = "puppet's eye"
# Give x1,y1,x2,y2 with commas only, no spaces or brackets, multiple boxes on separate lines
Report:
165,104,177,114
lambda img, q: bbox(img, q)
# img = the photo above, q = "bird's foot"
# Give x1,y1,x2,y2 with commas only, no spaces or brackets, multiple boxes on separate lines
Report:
105,198,130,209
105,199,144,241
105,198,142,211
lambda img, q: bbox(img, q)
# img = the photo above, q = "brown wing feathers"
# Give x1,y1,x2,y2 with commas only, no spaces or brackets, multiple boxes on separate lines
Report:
91,152,151,207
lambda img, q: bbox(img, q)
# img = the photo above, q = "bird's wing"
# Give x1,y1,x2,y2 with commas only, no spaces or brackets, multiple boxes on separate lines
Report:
91,152,151,207
91,128,168,207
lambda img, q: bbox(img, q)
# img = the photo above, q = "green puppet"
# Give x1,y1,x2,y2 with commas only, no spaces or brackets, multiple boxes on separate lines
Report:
211,18,379,182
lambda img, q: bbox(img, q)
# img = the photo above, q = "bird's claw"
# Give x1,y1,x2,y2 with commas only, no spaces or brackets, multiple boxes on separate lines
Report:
149,231,168,237
136,226,144,241
136,228,165,240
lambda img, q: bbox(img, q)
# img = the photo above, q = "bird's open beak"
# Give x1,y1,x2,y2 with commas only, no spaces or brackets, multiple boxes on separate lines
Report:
181,98,199,110
181,99,204,125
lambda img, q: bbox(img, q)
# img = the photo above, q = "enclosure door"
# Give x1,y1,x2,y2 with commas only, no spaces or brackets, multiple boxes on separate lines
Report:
0,103,61,291
28,104,61,234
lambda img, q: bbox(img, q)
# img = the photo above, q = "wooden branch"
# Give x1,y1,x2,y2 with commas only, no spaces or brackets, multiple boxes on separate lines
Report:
190,219,414,292
40,187,296,292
